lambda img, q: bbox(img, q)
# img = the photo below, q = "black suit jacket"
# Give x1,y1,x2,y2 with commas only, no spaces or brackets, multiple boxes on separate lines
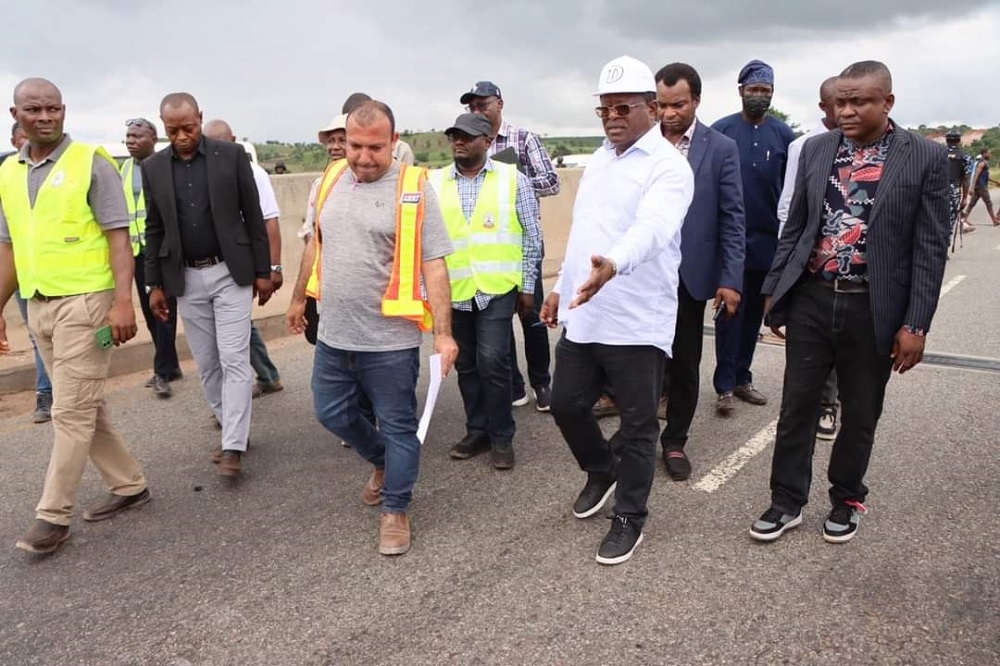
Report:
763,124,951,356
142,137,269,297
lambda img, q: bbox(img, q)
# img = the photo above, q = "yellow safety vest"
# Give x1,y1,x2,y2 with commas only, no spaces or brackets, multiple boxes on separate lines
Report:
0,141,116,298
120,157,146,256
307,160,433,331
428,162,522,302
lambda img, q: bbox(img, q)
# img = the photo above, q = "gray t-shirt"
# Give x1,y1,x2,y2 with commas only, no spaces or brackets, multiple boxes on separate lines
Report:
0,135,130,243
317,162,452,352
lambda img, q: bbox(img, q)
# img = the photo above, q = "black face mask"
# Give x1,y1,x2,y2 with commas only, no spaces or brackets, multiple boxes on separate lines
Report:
742,95,772,118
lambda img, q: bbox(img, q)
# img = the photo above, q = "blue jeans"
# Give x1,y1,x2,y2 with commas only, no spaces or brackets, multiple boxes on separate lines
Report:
249,322,280,385
452,289,517,443
15,292,52,395
312,342,420,513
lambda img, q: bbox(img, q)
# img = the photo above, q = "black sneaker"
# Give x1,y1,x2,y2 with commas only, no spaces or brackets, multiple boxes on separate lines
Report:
31,392,52,424
816,406,838,441
823,500,867,543
596,515,643,565
572,475,617,519
749,506,802,542
449,433,490,460
151,375,173,398
491,440,515,470
534,385,552,413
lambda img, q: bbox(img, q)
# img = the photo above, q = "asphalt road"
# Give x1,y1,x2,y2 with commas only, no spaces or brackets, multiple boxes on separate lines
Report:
0,216,997,665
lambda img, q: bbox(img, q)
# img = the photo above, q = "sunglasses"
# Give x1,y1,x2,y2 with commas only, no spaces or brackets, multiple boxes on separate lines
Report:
125,118,156,131
594,103,647,119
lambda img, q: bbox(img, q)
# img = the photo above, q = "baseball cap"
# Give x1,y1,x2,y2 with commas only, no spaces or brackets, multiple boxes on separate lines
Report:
460,81,502,105
444,113,493,138
318,113,348,134
594,56,656,96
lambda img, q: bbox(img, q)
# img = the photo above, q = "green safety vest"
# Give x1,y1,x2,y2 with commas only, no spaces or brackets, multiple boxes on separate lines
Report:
0,141,116,298
428,162,523,302
120,157,146,256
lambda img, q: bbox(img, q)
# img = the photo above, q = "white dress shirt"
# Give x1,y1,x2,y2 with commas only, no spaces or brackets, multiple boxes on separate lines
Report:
250,162,281,220
777,121,830,234
553,125,694,353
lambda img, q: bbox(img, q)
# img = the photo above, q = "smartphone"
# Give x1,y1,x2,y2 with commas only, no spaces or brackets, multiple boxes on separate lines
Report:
95,325,114,350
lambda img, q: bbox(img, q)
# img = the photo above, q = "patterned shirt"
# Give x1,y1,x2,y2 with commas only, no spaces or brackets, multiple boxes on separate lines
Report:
669,119,698,158
808,123,895,283
490,121,560,198
446,159,542,311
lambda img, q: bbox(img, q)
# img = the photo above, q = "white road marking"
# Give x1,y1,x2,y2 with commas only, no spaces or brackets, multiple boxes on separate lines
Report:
939,275,965,297
693,419,778,493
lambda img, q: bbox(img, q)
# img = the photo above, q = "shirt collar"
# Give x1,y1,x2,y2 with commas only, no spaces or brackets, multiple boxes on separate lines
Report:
448,157,495,180
18,133,72,166
680,119,697,144
602,124,664,157
843,120,895,151
171,135,206,160
496,121,512,139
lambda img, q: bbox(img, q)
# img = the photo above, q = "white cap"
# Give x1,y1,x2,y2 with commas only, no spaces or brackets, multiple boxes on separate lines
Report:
318,113,348,133
594,55,656,96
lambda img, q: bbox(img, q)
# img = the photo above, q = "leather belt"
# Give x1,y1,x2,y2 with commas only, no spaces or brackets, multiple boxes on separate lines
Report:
32,293,69,302
813,275,869,294
184,256,222,269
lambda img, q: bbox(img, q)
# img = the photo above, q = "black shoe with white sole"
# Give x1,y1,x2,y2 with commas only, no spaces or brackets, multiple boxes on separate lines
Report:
823,500,866,543
816,406,838,441
572,475,616,519
596,514,643,565
749,506,802,542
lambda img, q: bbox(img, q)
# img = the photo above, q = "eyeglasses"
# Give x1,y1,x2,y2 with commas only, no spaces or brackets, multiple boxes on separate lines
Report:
594,103,647,119
466,99,496,113
125,118,156,131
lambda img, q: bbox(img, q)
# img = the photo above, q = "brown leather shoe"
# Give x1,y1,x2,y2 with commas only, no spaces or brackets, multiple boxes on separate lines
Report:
217,451,242,477
378,512,411,555
734,383,768,405
83,488,151,522
15,519,70,554
362,468,385,506
212,440,250,463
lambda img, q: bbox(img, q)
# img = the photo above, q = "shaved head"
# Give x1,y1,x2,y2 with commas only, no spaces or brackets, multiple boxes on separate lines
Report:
160,92,200,113
819,76,839,104
13,77,61,105
203,118,235,142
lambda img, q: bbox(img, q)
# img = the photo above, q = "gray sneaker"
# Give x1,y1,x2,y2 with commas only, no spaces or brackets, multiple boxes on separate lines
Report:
31,392,52,424
749,506,802,542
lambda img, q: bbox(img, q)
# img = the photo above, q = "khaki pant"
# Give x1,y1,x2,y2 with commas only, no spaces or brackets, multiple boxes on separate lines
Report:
27,290,146,525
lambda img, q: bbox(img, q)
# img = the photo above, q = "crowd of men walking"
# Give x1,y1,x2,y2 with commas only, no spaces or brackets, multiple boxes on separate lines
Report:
0,51,956,564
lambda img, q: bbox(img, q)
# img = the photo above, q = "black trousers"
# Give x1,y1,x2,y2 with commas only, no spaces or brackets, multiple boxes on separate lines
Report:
551,333,665,527
510,258,552,395
769,278,893,513
134,252,180,379
660,280,706,451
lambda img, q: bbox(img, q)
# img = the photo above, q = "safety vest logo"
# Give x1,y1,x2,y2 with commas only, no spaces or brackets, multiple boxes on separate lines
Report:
50,170,65,187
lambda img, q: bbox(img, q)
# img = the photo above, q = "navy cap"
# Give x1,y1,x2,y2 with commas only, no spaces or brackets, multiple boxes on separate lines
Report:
460,81,502,105
444,113,494,138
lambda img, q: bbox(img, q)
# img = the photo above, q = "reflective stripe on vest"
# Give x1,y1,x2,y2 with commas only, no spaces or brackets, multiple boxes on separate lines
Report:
307,161,433,332
121,157,146,256
427,162,522,303
0,141,116,298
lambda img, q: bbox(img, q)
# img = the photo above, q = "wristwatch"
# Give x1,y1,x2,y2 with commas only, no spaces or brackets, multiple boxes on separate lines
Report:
145,285,161,294
270,264,283,274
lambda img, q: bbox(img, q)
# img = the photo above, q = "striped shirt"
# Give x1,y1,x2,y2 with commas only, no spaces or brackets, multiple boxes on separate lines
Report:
490,121,560,198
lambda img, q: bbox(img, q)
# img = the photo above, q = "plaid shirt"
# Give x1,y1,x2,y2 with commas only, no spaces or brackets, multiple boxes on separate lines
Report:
489,121,560,198
670,119,698,158
446,159,542,311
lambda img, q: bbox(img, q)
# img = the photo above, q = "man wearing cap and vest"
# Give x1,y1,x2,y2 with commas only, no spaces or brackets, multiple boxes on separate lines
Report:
0,78,150,555
541,57,693,565
429,113,541,470
121,117,181,398
286,100,457,556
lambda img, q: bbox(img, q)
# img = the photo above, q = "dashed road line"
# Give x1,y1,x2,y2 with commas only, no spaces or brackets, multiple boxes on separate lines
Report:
939,275,965,297
693,419,778,493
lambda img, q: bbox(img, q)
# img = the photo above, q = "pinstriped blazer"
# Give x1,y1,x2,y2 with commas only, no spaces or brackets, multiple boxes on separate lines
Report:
762,123,951,356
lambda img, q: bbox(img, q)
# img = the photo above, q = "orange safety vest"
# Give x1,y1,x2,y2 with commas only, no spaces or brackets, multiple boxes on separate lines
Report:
307,160,433,332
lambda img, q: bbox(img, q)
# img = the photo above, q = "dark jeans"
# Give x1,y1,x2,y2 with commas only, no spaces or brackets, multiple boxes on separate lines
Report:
769,279,893,513
551,333,665,527
249,322,280,385
15,291,52,395
452,289,517,443
713,268,767,395
312,342,421,513
822,370,838,407
511,260,551,396
660,280,705,451
134,252,180,379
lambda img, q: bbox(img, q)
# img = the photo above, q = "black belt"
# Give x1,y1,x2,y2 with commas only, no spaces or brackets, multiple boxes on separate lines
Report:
32,293,69,302
184,256,222,269
812,274,869,294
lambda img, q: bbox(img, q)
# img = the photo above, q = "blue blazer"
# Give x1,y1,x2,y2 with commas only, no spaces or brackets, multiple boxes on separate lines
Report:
679,121,746,301
763,125,951,355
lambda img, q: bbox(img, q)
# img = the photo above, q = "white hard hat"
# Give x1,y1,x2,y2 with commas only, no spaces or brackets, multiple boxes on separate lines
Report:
594,55,656,96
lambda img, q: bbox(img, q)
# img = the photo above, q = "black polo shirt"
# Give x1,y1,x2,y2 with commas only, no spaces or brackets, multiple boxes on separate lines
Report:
172,137,223,262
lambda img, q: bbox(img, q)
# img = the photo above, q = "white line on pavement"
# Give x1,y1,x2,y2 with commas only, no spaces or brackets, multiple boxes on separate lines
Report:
940,275,966,297
693,419,778,493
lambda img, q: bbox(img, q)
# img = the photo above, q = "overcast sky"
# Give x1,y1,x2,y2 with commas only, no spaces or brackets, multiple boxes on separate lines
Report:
4,0,999,144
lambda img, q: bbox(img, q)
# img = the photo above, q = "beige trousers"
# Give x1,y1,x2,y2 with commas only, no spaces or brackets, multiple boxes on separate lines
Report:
28,290,146,525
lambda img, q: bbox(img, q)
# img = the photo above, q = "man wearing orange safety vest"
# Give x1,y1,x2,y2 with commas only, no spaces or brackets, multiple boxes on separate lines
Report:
286,100,457,557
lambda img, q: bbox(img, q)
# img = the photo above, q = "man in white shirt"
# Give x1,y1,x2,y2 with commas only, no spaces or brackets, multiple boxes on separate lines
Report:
540,56,694,565
203,120,284,397
774,78,840,441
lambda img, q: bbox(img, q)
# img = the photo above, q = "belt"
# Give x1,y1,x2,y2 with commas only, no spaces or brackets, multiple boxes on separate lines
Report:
32,293,69,302
812,274,869,294
184,256,222,269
